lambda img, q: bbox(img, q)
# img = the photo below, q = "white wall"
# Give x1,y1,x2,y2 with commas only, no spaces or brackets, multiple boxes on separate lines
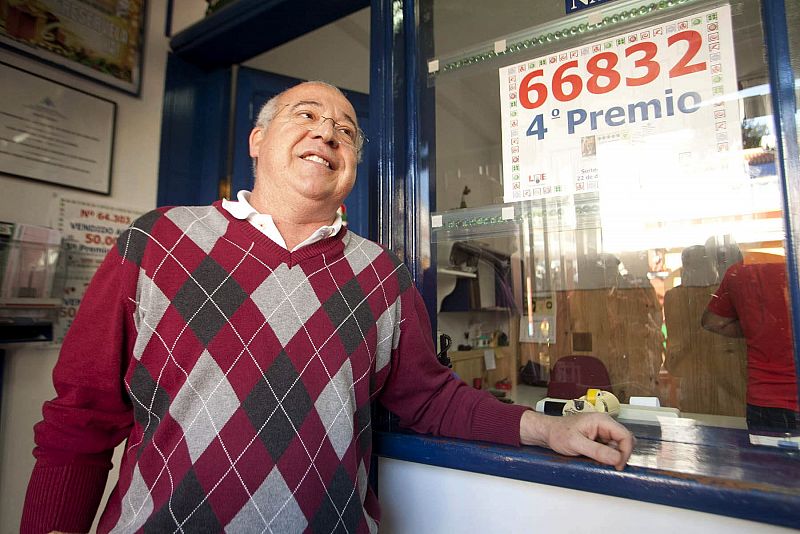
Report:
378,458,794,534
0,1,171,529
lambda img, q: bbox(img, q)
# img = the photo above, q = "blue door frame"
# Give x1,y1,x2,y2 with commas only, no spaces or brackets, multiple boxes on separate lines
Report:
762,1,800,393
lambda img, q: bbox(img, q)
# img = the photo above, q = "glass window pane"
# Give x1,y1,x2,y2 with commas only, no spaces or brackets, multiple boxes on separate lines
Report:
428,0,798,433
789,0,800,148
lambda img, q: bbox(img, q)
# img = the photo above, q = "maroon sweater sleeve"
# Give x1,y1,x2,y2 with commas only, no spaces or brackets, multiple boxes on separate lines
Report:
21,245,137,534
379,285,529,446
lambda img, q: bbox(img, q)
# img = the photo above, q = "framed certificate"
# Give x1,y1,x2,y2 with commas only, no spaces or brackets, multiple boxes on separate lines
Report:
0,62,116,194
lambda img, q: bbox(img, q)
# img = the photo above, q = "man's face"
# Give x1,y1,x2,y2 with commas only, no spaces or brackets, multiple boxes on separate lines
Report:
249,83,359,215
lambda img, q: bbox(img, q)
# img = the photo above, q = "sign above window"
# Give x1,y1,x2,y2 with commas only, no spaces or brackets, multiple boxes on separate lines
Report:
565,0,618,15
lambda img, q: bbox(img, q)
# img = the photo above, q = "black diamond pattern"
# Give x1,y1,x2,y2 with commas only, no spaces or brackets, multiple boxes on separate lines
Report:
172,256,248,345
311,465,363,533
387,251,412,293
130,362,171,457
144,469,222,533
355,403,371,454
323,278,376,354
117,210,162,266
243,352,313,461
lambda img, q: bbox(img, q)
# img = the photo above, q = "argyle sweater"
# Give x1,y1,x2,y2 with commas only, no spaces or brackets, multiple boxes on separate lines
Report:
22,202,528,533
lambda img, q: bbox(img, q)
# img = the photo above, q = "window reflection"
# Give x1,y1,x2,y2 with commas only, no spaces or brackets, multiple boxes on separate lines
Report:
430,0,798,430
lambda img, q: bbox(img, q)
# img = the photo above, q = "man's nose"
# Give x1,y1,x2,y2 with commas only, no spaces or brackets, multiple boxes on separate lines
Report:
311,117,338,145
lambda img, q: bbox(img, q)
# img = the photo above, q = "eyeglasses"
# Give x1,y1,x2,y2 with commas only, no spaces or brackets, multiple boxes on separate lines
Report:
279,105,368,152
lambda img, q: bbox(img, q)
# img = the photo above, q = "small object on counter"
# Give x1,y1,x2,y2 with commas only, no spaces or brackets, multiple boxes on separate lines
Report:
629,396,661,407
459,331,471,351
496,331,509,346
494,378,512,391
472,378,482,389
562,389,621,417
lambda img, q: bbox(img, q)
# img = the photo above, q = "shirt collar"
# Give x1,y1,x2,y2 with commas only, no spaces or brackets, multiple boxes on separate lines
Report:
222,190,342,252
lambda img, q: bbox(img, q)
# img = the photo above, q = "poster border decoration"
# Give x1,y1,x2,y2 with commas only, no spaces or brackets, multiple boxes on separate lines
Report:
0,1,147,96
0,61,116,195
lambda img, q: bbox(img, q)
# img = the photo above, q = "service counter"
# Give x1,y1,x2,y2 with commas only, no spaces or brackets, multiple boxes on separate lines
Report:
374,420,800,531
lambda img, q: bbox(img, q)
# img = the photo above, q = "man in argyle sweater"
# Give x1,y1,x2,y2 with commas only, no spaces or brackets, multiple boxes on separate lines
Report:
22,82,633,533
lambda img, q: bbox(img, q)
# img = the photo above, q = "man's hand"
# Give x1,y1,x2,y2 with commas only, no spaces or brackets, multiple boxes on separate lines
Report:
520,410,635,471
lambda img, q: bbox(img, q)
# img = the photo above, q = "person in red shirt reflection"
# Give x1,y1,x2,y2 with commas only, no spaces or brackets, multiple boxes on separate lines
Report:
702,260,799,432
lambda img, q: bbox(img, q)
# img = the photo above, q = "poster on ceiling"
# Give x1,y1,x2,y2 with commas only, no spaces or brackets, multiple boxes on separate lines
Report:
499,4,744,219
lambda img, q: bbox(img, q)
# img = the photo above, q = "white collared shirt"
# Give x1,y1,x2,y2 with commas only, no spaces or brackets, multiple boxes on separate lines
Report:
221,190,342,252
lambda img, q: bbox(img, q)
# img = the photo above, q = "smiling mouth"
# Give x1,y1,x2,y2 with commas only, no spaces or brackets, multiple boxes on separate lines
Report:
302,154,331,168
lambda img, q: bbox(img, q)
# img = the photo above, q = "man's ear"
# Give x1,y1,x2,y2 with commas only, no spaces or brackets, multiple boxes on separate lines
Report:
249,128,263,158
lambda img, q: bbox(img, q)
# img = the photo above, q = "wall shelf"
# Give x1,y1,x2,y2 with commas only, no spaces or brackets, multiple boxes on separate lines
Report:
437,267,477,278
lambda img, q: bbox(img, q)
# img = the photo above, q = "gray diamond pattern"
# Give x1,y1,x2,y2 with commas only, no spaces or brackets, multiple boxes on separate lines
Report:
165,206,229,254
251,263,323,346
132,270,170,360
226,466,308,533
357,461,368,504
314,360,355,459
169,351,240,462
110,465,153,534
343,235,383,276
374,297,400,373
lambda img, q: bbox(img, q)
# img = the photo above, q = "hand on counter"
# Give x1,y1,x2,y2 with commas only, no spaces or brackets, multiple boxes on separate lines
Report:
519,410,635,471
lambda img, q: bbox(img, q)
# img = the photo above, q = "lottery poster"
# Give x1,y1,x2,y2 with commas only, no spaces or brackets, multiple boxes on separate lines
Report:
500,5,744,214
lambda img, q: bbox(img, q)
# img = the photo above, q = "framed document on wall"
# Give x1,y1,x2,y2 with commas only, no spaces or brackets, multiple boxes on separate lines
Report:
0,1,146,95
0,62,116,195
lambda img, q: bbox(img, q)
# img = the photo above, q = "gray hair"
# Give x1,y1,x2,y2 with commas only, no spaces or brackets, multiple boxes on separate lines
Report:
254,80,349,129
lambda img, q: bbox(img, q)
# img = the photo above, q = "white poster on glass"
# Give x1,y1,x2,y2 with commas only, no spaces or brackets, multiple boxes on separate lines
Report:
499,5,743,219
